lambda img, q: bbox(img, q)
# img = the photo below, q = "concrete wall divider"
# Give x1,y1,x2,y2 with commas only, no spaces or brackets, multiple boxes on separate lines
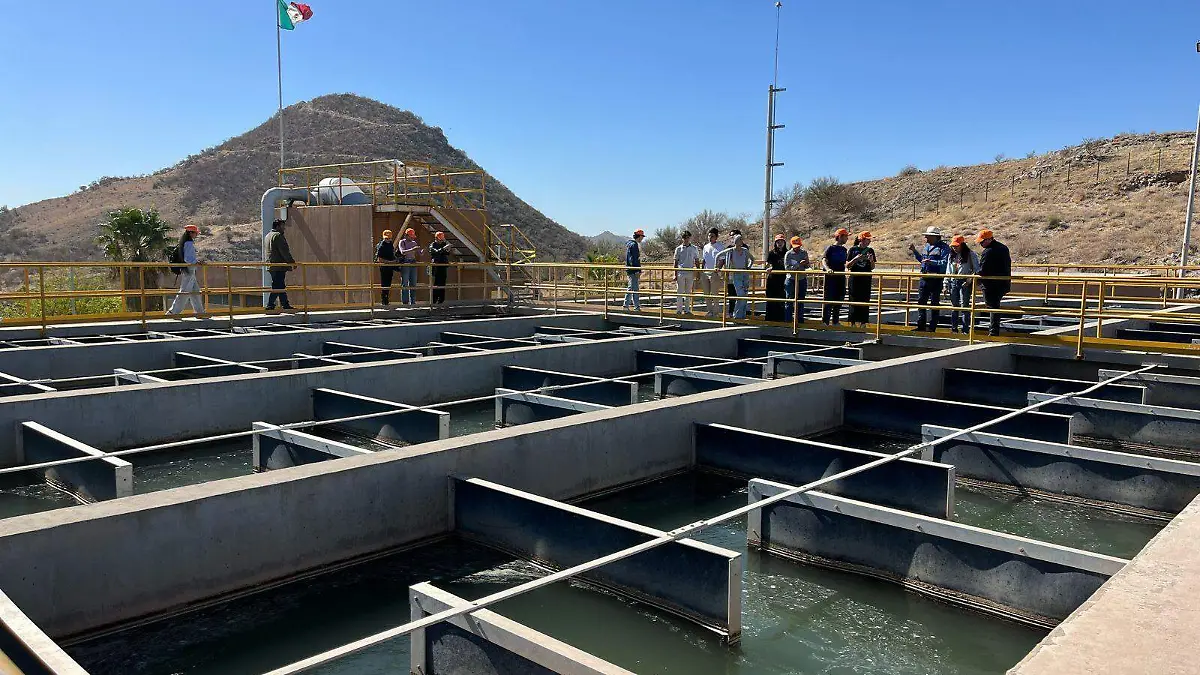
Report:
251,422,373,471
748,478,1125,626
1028,393,1200,456
453,476,742,641
844,389,1073,443
501,366,638,406
944,368,1146,407
409,582,634,675
766,352,864,378
1096,369,1200,409
636,350,763,378
920,424,1200,513
312,387,449,444
696,423,954,518
17,422,132,503
495,388,611,427
654,367,760,397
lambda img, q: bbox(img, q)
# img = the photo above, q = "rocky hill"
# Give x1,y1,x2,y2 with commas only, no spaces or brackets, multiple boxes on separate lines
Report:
2,94,589,261
770,132,1197,267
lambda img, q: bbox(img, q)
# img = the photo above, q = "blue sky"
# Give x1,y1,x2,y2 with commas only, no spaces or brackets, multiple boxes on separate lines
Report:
2,0,1199,235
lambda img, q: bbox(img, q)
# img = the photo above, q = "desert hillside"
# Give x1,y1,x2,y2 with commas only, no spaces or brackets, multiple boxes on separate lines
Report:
0,94,589,261
768,132,1196,267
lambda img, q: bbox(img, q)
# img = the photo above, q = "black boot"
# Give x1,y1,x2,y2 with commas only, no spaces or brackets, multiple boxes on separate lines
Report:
280,293,294,310
381,290,389,306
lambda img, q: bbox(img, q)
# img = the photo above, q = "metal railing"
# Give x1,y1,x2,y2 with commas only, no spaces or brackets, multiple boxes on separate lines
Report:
278,160,488,211
5,259,1200,357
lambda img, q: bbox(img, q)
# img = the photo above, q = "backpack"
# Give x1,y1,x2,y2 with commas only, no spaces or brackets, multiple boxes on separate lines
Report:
167,245,186,274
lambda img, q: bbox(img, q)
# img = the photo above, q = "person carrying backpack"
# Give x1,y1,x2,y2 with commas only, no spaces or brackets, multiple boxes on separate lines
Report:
166,225,207,317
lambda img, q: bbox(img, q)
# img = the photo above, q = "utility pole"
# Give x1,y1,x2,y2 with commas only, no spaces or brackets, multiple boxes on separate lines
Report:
1180,101,1200,297
762,2,785,260
277,1,285,171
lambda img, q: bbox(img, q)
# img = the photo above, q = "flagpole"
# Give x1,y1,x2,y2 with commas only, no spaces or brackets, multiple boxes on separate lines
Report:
276,2,284,171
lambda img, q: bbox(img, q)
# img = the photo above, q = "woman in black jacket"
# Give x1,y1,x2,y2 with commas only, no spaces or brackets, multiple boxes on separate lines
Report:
845,231,876,327
429,231,453,305
976,229,1011,336
374,229,397,305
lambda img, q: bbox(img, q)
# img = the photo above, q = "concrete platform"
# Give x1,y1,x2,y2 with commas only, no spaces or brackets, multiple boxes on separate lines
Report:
1011,493,1200,675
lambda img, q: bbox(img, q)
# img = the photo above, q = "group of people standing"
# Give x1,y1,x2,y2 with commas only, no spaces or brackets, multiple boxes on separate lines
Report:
373,215,454,306
622,223,1013,336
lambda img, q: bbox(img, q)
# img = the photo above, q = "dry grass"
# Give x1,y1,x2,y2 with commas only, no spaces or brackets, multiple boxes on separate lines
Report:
772,132,1197,266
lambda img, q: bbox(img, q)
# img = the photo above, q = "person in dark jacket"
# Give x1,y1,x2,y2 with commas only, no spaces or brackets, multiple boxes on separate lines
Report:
429,231,453,305
623,229,644,311
976,229,1012,336
846,231,877,327
822,228,850,325
907,226,951,332
764,234,788,322
374,229,397,306
263,219,296,311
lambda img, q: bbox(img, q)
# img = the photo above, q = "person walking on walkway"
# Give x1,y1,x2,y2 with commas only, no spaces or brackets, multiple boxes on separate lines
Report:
908,226,951,332
822,228,850,325
947,235,980,334
783,236,809,324
374,229,397,306
977,229,1011,336
846,231,877,327
429,231,453,305
623,229,645,311
397,226,423,306
673,230,701,315
716,234,755,319
725,229,743,315
264,219,296,311
166,225,207,317
700,227,725,317
765,234,788,322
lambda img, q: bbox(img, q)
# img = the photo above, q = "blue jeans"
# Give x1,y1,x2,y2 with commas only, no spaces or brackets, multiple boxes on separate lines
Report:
624,271,641,309
916,277,943,329
400,265,418,305
784,276,807,322
949,279,972,332
731,274,749,319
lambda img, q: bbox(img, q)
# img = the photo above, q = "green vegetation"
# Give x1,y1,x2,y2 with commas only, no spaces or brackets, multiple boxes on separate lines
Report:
0,268,122,321
96,207,171,311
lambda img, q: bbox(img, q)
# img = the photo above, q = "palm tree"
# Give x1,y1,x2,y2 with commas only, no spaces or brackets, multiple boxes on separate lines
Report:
96,208,171,311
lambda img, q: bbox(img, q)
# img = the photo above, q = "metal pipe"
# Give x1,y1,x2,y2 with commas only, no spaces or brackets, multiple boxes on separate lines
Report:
263,364,1157,675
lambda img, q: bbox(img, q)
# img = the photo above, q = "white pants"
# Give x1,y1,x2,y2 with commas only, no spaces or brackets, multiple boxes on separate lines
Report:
676,272,696,313
700,272,721,316
167,269,204,315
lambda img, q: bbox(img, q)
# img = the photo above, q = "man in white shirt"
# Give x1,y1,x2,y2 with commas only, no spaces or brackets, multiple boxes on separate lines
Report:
673,231,701,314
700,227,726,318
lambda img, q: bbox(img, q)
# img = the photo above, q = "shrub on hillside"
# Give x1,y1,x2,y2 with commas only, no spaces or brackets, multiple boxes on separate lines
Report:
802,177,871,216
898,165,921,177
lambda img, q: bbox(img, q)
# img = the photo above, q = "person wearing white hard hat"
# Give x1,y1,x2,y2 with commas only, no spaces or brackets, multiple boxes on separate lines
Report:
906,226,951,332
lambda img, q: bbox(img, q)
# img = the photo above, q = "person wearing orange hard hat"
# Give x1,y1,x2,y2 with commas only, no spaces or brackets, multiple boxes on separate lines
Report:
396,215,424,305
846,231,877,327
429,231,454,306
783,235,810,324
947,234,980,334
623,229,645,311
166,224,208,317
822,228,851,325
976,228,1011,336
764,234,789,322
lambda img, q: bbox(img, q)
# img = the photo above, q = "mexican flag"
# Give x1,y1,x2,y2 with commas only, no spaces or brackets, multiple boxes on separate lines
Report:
278,1,313,30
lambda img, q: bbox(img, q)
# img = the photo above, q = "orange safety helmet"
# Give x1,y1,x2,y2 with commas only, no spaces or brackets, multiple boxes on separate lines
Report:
858,231,872,240
184,225,200,234
975,229,994,242
789,236,803,247
435,231,446,240
633,229,645,237
774,233,786,241
951,235,966,246
834,228,850,237
405,228,416,237
382,229,393,240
